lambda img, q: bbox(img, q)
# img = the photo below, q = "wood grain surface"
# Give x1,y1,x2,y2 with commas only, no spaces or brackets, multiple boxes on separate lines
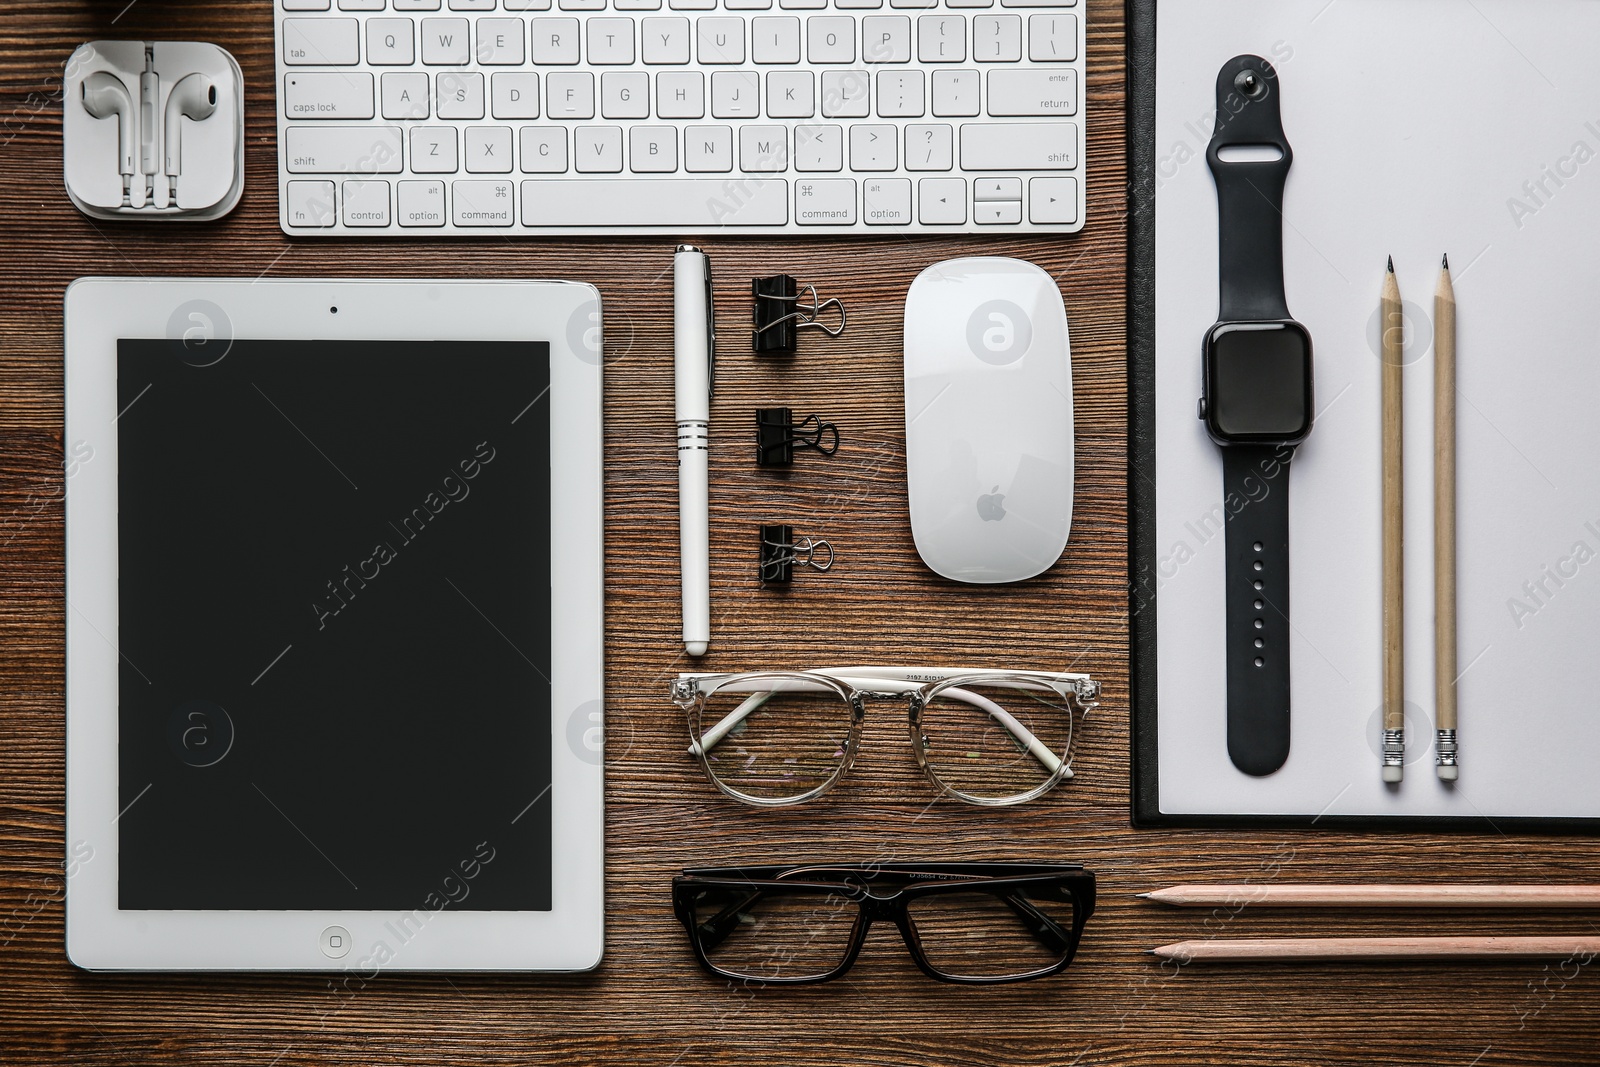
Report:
3,1,1599,1063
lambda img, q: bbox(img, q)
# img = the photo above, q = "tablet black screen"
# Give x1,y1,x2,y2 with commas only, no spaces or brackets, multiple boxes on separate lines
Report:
116,339,552,912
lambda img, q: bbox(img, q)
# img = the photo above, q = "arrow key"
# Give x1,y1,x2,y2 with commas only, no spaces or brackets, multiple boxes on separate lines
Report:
1028,175,1077,224
918,177,965,224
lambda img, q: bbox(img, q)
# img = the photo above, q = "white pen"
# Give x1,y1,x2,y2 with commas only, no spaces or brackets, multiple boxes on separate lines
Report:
674,245,713,657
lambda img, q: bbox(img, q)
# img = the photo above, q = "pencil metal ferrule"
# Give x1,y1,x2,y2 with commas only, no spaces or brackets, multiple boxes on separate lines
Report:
1382,728,1405,768
1435,729,1457,766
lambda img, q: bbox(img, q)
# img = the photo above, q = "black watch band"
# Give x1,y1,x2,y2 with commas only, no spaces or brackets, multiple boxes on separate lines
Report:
1222,447,1292,775
1207,56,1292,323
1208,55,1296,775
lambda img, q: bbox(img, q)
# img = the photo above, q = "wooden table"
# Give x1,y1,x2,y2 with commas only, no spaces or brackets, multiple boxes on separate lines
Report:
4,1,1597,1062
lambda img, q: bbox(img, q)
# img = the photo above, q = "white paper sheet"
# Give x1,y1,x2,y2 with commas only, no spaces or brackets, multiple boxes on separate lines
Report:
1154,0,1600,818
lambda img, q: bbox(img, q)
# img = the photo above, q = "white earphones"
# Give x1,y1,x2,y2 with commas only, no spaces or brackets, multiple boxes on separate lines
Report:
80,72,135,203
163,73,217,200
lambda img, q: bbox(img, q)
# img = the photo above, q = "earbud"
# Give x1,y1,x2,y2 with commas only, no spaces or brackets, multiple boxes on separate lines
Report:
163,73,217,198
81,72,135,201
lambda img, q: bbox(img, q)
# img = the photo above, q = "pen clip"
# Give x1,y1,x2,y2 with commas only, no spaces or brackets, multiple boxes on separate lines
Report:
704,255,716,400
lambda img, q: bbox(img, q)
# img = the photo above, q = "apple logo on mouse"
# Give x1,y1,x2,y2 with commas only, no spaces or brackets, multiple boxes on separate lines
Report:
976,485,1007,522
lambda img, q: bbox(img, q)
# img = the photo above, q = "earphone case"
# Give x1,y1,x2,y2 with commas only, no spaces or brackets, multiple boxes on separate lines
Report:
63,41,244,220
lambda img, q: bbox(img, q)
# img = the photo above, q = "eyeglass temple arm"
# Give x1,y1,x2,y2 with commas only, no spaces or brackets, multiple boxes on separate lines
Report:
998,893,1074,955
694,889,768,951
686,684,1068,778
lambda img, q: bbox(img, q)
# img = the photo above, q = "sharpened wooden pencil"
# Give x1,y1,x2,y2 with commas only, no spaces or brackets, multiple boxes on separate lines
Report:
1434,254,1459,780
1138,884,1600,908
1150,936,1600,962
1381,257,1405,782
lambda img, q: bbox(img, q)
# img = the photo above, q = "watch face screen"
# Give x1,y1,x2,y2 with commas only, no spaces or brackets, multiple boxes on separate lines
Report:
1208,323,1313,439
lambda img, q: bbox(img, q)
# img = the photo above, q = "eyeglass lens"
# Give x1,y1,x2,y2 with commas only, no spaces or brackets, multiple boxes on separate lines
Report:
918,680,1075,801
685,884,860,981
906,882,1079,979
694,676,853,802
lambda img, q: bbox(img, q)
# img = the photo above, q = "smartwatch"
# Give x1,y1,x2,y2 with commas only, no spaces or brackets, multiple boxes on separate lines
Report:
1198,55,1314,777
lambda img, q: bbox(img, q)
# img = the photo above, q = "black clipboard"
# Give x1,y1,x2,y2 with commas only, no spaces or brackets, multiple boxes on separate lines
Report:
1123,0,1595,832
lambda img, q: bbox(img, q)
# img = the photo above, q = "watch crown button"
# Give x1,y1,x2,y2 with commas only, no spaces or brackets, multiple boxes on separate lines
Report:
1197,397,1207,420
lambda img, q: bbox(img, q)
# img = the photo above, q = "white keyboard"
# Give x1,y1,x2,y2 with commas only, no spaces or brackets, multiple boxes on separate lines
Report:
273,0,1085,235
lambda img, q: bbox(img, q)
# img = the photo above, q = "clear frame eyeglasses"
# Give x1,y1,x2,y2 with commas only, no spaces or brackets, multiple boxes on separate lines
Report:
669,666,1101,807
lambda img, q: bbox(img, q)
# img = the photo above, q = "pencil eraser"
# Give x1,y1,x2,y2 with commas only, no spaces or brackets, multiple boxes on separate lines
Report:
1382,765,1403,784
1437,765,1459,782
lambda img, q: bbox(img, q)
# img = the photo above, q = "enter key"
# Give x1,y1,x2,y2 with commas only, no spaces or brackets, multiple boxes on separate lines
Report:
986,69,1077,117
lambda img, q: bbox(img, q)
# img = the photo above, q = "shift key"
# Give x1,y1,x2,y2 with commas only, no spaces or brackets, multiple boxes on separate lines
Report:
959,122,1077,170
285,126,403,173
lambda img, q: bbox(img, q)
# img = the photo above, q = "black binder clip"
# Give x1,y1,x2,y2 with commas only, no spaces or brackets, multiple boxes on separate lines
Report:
752,275,846,355
756,407,840,468
759,524,835,585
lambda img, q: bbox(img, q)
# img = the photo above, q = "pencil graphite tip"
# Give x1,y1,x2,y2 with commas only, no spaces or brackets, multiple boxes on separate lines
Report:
1135,892,1151,900
1442,253,1449,270
1386,255,1395,273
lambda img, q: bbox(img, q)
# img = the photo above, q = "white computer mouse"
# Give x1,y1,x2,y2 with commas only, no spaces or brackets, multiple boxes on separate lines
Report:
903,257,1074,584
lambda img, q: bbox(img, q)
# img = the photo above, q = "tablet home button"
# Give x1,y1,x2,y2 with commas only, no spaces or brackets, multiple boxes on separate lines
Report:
320,926,352,959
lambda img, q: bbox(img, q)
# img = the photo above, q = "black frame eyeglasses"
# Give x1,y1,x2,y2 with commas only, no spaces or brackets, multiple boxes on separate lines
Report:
673,862,1096,985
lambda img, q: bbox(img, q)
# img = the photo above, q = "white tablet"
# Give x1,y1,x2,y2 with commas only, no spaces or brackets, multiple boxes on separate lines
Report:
64,278,604,971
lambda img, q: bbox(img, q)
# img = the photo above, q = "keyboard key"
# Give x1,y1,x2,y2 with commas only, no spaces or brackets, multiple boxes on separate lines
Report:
630,125,678,170
889,0,936,8
862,176,910,223
848,123,895,169
398,179,447,224
959,121,1075,169
766,71,814,117
917,16,964,61
973,14,1021,61
642,17,691,62
393,0,442,8
751,16,801,63
491,72,540,118
547,72,596,117
410,126,459,171
820,69,870,116
283,72,374,120
793,123,843,170
740,125,788,171
795,177,855,223
588,18,636,63
657,71,705,117
453,179,515,224
575,126,624,171
779,0,826,9
904,123,951,169
837,0,881,8
807,17,854,63
437,71,485,118
876,70,923,116
975,199,1022,222
697,17,746,63
987,68,1076,115
945,0,992,7
283,18,359,64
602,71,650,117
710,71,758,116
670,0,716,10
684,124,733,170
727,0,771,8
420,18,470,63
367,19,416,64
1028,175,1076,223
285,179,337,226
932,69,979,115
861,16,910,62
918,176,965,222
286,125,403,171
560,0,606,8
465,125,514,171
503,0,551,7
1027,13,1076,61
973,176,1020,199
342,179,391,225
476,18,527,63
1002,0,1075,6
283,0,331,10
615,0,661,9
381,72,430,118
532,18,581,62
450,0,496,9
520,126,569,170
519,178,788,225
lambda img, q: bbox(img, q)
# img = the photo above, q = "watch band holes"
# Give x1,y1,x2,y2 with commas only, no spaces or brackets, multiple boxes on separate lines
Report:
1253,619,1264,629
1254,599,1264,610
1254,638,1264,648
1252,541,1263,552
1253,580,1264,590
1253,657,1264,667
1253,560,1264,571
